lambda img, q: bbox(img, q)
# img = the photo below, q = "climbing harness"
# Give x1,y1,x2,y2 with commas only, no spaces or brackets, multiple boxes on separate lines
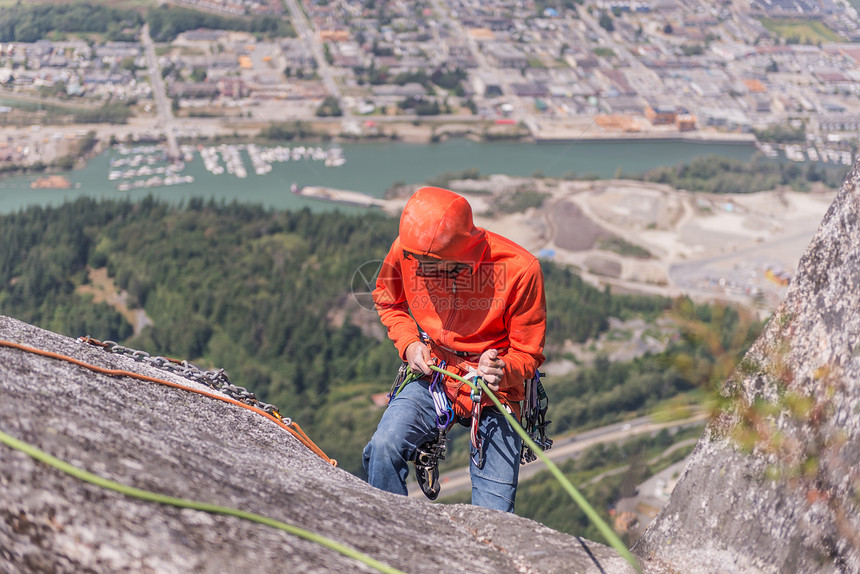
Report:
389,356,554,498
0,338,335,466
519,371,553,464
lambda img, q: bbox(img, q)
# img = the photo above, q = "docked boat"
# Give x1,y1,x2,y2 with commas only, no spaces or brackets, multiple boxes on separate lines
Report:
757,142,777,159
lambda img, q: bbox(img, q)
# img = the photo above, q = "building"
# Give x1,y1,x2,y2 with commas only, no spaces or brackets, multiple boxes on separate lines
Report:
645,103,679,125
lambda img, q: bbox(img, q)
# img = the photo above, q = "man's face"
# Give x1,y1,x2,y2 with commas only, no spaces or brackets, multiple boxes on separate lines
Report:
404,251,466,277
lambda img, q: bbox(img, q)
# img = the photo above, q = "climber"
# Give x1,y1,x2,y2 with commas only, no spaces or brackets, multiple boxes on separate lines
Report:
363,186,546,512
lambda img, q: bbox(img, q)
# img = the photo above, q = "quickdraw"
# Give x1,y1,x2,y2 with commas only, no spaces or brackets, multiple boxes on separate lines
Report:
80,337,281,417
66,337,336,465
519,371,553,465
388,361,453,500
463,368,553,470
387,362,418,403
468,373,485,469
428,361,454,430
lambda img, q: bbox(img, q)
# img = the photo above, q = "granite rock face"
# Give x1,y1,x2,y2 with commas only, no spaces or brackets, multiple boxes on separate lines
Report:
0,315,634,574
634,161,860,573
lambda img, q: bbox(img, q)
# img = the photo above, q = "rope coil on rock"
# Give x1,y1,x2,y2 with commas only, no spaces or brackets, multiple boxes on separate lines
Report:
0,339,336,466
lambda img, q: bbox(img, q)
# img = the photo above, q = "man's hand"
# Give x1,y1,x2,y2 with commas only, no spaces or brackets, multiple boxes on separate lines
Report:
405,341,435,376
477,349,505,392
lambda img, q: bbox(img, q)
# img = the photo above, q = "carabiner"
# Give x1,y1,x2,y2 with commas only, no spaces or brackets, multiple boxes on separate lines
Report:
470,376,483,402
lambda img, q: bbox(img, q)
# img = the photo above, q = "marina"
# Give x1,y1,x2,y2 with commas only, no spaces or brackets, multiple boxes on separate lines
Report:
758,141,854,165
104,138,854,199
107,143,347,191
101,138,851,199
197,143,345,179
0,138,836,215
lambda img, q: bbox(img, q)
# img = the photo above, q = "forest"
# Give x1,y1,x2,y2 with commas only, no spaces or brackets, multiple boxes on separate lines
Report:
0,2,293,43
146,5,295,42
0,3,142,43
632,154,848,193
0,198,758,491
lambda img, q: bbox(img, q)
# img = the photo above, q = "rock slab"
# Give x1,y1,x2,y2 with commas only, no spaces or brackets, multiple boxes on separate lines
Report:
0,315,633,574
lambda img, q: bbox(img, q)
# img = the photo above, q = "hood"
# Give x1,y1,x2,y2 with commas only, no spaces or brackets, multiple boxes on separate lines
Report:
399,187,487,263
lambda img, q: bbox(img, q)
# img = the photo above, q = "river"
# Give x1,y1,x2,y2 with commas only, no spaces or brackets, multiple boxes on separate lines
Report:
0,138,757,214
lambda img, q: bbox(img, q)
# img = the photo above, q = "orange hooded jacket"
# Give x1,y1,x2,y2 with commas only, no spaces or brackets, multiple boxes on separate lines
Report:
373,187,546,419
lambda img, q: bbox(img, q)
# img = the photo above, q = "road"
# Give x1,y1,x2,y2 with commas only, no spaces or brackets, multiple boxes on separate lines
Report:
407,411,708,499
576,6,664,99
426,0,538,135
140,23,180,161
281,0,352,124
668,227,822,287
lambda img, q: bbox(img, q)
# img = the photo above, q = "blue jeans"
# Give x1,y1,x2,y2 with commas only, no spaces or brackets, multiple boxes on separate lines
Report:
362,378,522,512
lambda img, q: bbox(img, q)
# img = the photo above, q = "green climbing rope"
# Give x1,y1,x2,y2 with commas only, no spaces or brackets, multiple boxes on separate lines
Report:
0,428,404,574
428,365,642,573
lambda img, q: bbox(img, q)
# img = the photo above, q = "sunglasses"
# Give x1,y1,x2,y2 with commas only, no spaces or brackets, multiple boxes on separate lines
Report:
403,251,470,277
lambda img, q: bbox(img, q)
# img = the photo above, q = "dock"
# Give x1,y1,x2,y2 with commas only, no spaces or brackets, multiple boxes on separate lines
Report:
293,185,385,208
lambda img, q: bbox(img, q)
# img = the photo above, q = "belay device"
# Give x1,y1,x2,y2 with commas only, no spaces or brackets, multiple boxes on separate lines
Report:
387,362,451,500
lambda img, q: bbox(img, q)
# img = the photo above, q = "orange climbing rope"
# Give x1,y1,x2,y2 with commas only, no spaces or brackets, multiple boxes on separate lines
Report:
0,339,336,466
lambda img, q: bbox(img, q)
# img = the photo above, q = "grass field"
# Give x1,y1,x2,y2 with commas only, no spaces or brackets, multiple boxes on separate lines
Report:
759,17,843,44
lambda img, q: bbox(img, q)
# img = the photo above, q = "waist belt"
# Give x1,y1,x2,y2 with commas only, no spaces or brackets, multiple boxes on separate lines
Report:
419,330,480,361
431,341,482,361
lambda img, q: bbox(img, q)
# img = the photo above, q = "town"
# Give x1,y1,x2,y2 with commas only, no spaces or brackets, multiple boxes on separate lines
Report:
0,0,857,169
